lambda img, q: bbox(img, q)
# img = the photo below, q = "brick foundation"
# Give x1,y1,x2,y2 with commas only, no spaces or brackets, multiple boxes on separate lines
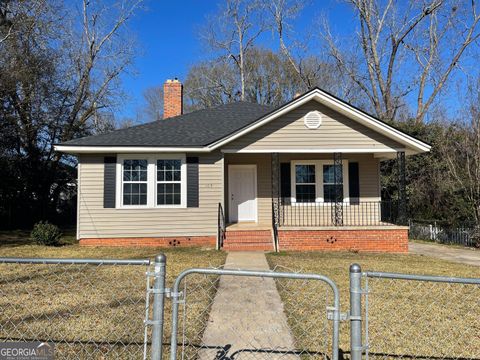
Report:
79,228,408,252
278,228,408,253
79,236,216,247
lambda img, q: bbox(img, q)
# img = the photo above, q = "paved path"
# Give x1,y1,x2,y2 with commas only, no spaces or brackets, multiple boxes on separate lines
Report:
409,242,480,266
199,252,298,360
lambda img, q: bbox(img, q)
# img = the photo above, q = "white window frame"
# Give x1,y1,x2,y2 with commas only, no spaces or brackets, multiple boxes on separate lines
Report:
290,160,350,205
115,154,187,209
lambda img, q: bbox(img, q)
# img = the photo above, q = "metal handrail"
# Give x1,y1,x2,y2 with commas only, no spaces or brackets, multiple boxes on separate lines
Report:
272,199,279,252
217,202,226,249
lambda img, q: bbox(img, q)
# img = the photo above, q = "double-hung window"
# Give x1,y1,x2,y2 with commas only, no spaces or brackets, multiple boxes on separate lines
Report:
295,164,316,203
157,160,182,205
117,155,186,208
291,160,349,204
323,164,343,203
122,160,148,205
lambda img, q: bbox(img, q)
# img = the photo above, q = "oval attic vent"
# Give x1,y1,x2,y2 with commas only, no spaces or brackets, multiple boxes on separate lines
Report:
304,111,322,129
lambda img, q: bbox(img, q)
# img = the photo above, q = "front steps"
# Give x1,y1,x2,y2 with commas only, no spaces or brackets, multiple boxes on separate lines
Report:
222,230,275,251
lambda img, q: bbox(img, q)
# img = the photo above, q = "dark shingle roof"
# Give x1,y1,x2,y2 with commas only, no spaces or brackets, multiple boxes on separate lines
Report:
61,101,274,147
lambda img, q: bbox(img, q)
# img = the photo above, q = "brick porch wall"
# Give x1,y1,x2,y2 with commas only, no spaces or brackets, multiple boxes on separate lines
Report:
278,228,408,253
79,236,216,247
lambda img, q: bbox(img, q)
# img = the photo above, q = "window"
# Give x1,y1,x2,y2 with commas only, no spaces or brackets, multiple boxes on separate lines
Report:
122,159,148,205
157,160,182,205
291,160,349,204
117,154,186,208
323,164,343,203
295,164,316,203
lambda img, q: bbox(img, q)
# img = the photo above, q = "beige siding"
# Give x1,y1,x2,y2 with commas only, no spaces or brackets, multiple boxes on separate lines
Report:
223,101,403,151
223,153,380,226
279,153,380,200
78,152,224,239
279,154,381,226
224,154,272,224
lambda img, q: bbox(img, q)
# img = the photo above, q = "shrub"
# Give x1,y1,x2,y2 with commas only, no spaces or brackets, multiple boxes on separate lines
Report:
31,221,62,246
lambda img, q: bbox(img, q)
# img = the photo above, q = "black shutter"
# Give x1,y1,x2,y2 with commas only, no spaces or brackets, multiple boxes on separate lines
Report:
186,156,199,207
348,162,360,204
103,156,117,208
280,162,291,200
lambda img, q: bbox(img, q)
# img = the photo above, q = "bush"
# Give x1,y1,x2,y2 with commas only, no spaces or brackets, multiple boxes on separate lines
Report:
31,221,62,246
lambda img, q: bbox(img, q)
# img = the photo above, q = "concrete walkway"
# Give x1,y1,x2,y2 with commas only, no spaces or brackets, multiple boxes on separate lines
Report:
409,242,480,266
199,252,298,360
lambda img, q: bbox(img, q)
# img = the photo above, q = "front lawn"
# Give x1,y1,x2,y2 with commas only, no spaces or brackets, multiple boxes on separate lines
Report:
266,251,480,359
0,243,226,359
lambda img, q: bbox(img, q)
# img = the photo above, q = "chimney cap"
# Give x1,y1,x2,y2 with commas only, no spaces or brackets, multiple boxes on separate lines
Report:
165,78,181,84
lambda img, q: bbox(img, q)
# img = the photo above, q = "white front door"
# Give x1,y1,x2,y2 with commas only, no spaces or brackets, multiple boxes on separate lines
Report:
228,165,257,222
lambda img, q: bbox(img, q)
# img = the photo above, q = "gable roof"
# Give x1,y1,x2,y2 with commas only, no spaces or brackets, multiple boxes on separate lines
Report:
55,87,431,154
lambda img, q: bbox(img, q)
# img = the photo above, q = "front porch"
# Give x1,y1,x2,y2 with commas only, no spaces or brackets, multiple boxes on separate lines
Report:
219,151,408,252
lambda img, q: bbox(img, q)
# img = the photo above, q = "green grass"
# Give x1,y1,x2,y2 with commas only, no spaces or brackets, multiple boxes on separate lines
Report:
266,251,480,359
0,242,226,359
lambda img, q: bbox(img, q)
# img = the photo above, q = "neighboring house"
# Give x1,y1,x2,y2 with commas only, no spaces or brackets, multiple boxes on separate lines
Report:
55,79,431,252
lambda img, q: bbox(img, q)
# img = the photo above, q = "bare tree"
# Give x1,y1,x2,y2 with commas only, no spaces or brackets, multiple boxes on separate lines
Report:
203,0,266,101
0,0,143,225
263,0,314,88
142,86,163,121
322,0,480,123
441,78,480,225
184,59,239,111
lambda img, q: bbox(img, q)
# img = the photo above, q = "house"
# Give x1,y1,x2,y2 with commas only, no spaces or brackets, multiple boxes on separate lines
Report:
55,79,431,252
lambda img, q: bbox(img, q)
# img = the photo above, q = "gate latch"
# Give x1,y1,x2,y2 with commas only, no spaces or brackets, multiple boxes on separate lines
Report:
164,288,184,303
326,307,349,321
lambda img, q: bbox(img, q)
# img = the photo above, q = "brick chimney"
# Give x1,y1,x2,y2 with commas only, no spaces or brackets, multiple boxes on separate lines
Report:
163,78,183,119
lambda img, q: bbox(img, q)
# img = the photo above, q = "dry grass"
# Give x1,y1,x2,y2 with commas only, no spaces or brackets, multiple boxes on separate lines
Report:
0,243,226,359
266,251,480,360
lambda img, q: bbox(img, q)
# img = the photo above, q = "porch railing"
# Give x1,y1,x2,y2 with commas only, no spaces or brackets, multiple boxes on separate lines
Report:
277,199,399,227
217,202,226,249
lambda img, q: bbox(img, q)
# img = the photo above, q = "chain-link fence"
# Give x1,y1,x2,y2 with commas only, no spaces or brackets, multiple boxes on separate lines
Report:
361,271,480,360
0,257,153,359
168,268,340,360
1,255,479,360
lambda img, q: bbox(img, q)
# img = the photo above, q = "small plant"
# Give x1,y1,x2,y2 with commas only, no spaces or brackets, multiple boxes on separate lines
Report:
31,221,62,246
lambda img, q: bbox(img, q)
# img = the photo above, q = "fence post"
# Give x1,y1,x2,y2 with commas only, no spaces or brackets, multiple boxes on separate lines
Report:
350,263,363,360
151,254,166,360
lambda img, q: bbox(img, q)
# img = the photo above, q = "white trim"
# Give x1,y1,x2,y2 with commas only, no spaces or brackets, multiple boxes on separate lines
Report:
55,145,209,154
115,153,187,209
228,164,258,222
210,89,431,153
222,148,404,154
290,160,350,205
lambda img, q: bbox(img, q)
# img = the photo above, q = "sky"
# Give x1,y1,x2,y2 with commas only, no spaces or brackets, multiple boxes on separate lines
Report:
118,0,353,120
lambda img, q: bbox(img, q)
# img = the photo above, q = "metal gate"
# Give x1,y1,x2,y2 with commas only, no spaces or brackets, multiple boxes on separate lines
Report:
167,268,341,360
